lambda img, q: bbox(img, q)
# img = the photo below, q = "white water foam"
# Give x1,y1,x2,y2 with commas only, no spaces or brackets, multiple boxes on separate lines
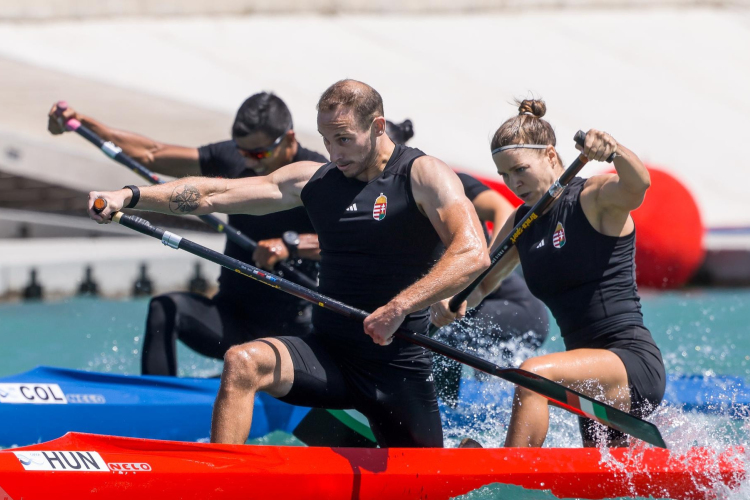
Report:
441,321,750,498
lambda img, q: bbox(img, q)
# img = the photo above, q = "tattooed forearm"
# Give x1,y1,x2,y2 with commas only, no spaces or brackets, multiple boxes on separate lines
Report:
169,185,201,214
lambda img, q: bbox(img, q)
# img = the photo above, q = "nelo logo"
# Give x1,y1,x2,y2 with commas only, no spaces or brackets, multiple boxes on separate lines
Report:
108,462,152,473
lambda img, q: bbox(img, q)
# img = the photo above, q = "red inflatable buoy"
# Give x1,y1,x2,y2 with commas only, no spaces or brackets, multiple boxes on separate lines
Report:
472,166,704,289
626,165,705,288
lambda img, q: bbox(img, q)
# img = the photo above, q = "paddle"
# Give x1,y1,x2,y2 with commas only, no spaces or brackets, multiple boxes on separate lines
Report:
56,101,317,290
103,207,667,448
428,130,615,335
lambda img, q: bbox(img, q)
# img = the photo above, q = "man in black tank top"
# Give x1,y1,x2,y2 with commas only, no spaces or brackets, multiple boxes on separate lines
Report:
50,94,326,376
386,119,550,406
87,80,490,448
432,99,665,448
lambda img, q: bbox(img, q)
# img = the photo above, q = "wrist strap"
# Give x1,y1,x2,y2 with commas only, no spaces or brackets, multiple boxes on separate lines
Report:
282,240,299,260
123,185,140,209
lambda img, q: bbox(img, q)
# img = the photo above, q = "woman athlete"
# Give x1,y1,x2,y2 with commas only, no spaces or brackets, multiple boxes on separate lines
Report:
431,99,665,447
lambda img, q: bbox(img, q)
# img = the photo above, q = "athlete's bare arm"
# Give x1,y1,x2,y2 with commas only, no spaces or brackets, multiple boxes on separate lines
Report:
471,212,521,305
578,130,650,237
471,188,515,247
87,161,322,222
48,103,201,177
429,208,521,327
363,156,490,345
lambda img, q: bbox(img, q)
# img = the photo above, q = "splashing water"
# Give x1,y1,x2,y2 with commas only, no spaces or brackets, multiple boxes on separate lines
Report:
440,291,750,498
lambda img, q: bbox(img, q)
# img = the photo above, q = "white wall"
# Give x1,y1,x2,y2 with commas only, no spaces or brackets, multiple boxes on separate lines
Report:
0,9,748,227
0,0,746,20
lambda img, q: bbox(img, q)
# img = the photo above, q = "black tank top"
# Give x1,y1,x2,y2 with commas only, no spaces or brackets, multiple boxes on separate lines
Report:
514,177,644,349
301,145,443,362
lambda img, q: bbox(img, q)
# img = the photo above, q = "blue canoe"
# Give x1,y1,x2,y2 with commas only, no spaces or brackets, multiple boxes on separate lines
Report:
1,366,748,447
0,367,308,448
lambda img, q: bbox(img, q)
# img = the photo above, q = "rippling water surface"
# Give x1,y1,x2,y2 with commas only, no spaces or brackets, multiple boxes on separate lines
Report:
1,289,748,498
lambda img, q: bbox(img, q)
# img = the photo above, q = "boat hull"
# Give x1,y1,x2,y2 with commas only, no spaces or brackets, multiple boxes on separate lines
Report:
2,366,748,447
0,367,309,447
0,433,744,500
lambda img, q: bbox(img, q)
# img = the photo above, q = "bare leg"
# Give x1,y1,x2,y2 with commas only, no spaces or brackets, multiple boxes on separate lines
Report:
504,349,630,447
210,338,294,444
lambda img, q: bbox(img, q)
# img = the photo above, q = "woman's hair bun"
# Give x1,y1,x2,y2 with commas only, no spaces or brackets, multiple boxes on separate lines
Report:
399,119,414,142
517,99,546,118
385,119,415,145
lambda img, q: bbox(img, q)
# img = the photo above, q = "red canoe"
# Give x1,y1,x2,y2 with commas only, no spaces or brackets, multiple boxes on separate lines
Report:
0,432,744,500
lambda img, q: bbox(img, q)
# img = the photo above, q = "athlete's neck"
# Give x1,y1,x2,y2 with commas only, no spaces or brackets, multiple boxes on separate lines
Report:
357,138,397,183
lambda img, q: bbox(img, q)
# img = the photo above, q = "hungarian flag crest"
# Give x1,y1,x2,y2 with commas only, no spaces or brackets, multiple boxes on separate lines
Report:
373,193,387,221
553,222,566,248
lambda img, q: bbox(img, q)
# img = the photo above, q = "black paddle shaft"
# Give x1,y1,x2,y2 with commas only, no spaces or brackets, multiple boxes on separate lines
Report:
110,210,666,448
57,102,317,289
446,130,615,313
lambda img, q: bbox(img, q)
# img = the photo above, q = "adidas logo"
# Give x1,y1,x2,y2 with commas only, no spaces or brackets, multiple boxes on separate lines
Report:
346,203,358,212
426,373,434,382
535,239,545,249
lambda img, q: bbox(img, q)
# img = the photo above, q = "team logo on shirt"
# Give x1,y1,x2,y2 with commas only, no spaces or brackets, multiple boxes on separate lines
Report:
552,222,566,248
373,193,387,221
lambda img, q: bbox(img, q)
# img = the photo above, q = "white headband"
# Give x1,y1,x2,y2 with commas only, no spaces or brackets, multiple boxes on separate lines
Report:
491,144,549,156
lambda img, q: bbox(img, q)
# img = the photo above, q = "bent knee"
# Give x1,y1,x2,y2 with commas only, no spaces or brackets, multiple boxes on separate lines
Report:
147,294,175,317
518,357,557,380
145,295,177,333
222,344,270,388
515,358,558,399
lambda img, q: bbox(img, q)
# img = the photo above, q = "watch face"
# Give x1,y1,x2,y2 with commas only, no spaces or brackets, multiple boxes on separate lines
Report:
283,231,300,247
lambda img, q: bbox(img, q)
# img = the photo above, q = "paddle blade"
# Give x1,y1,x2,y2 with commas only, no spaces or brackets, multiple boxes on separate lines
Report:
292,408,377,448
501,368,667,448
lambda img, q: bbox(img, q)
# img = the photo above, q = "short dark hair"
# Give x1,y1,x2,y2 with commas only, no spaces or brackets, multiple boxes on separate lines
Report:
232,92,293,139
317,80,384,130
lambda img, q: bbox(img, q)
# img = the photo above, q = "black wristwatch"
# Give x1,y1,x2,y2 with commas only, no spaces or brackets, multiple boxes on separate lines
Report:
282,231,300,260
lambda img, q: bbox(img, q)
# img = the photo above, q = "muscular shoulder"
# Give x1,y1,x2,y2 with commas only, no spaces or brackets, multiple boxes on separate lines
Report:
410,155,468,208
581,173,636,235
583,173,614,191
411,156,462,190
581,173,615,208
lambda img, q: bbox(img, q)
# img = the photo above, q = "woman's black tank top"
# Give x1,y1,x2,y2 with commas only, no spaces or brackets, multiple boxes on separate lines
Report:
514,177,645,350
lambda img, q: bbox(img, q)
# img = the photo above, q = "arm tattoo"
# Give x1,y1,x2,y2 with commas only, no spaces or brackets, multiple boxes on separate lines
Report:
169,185,201,214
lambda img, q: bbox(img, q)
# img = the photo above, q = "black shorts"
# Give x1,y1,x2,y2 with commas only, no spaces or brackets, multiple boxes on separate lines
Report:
141,291,312,376
275,334,443,448
576,325,666,445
